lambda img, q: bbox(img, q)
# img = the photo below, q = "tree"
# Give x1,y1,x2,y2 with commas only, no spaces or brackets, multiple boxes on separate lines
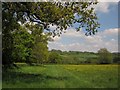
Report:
12,26,34,64
31,24,49,64
97,48,113,64
113,53,120,63
2,2,100,67
32,43,49,64
48,51,62,64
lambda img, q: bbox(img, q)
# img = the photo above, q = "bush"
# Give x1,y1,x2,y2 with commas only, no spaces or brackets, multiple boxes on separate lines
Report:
113,53,120,63
97,48,113,64
48,52,62,64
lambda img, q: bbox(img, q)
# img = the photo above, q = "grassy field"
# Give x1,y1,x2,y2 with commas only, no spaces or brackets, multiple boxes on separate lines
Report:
3,64,118,88
59,52,98,64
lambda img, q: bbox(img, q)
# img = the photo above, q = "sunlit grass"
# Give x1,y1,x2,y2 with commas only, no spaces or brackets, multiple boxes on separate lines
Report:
3,64,118,88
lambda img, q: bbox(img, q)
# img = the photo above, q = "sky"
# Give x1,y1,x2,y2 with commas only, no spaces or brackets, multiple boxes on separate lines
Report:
48,2,118,53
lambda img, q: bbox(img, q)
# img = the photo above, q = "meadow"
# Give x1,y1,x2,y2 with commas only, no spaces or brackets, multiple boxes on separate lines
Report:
3,64,118,88
59,52,98,64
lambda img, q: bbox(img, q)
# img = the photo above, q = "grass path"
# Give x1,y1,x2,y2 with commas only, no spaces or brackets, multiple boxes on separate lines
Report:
42,65,66,88
43,65,89,88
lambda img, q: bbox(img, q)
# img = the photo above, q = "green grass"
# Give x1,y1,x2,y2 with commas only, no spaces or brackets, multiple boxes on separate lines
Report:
60,53,98,64
3,64,118,88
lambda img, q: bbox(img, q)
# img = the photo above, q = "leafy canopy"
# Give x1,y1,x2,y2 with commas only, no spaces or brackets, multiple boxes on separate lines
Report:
2,2,100,36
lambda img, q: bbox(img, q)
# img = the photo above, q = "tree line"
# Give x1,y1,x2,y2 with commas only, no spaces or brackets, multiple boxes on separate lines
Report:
48,49,120,64
13,48,120,65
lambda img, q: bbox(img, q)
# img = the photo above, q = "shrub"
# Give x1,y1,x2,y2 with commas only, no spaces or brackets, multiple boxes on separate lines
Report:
97,48,113,64
48,52,62,64
113,53,120,63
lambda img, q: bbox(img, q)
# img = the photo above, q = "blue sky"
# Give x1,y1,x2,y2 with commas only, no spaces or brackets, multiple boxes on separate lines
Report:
48,2,118,52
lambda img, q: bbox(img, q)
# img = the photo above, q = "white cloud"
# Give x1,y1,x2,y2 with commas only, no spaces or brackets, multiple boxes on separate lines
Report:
98,0,119,2
103,28,118,35
48,28,118,52
49,28,84,42
94,3,110,13
84,35,102,44
62,28,84,37
92,2,118,13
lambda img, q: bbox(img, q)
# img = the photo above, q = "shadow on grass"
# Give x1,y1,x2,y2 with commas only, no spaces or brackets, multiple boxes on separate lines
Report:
2,70,68,85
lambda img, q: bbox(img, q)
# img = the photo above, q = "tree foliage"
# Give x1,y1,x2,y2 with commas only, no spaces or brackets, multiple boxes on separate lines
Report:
30,24,49,64
97,48,113,64
32,43,48,64
48,51,62,64
12,26,34,63
2,2,99,36
113,53,120,63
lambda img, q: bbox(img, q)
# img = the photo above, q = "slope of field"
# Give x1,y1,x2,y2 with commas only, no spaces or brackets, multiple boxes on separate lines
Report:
3,64,118,88
60,53,98,64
